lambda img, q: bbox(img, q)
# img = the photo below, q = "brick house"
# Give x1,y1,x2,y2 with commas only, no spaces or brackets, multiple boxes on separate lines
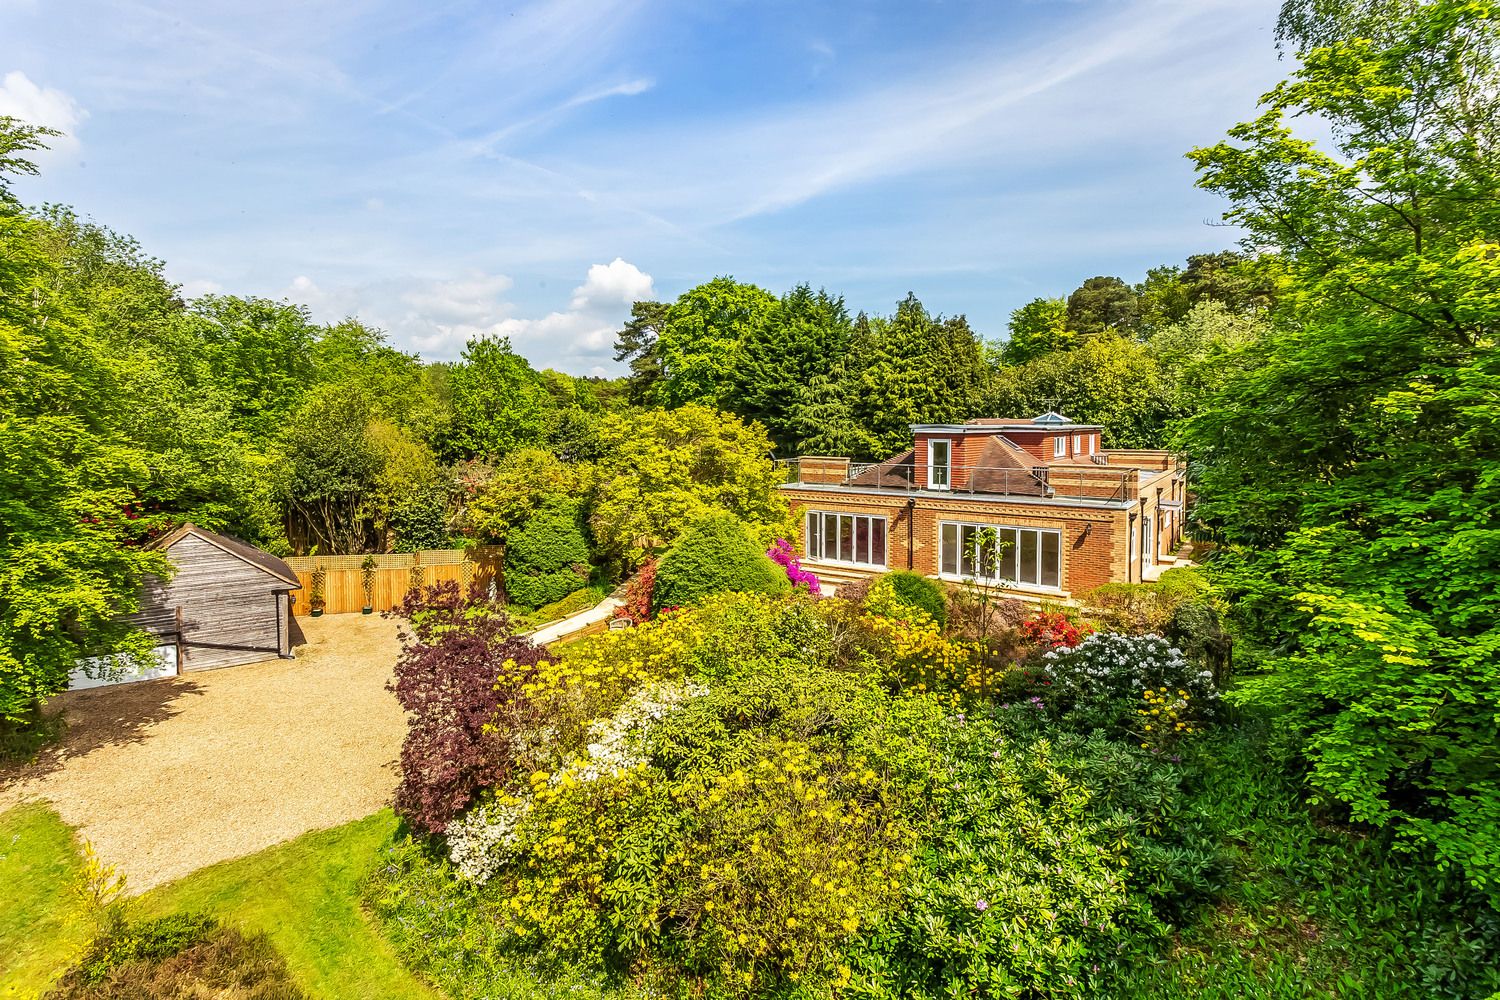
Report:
780,413,1186,601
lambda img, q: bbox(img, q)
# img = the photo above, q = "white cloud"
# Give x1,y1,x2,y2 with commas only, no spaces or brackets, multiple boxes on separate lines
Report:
569,257,654,310
398,273,515,326
277,259,652,370
0,70,85,152
179,277,224,299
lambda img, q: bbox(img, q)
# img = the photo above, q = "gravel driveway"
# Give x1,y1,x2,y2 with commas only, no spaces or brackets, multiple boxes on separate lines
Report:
0,614,406,892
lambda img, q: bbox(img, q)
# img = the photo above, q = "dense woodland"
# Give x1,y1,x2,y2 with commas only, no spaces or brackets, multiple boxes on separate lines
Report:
3,0,1500,995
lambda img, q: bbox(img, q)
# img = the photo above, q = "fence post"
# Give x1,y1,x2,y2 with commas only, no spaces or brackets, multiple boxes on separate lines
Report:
408,552,425,597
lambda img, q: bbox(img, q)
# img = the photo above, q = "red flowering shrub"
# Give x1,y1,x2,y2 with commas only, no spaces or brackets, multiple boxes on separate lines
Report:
620,558,657,625
1019,611,1090,650
388,582,549,833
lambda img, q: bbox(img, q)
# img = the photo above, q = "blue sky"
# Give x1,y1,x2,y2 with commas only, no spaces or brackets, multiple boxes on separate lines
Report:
1,0,1286,373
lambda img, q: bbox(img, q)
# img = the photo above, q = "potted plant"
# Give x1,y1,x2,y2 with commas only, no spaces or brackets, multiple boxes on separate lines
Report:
309,565,327,617
361,555,378,615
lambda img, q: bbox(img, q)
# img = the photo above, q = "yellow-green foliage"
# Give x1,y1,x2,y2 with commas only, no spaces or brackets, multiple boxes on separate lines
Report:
648,740,913,993
860,585,1001,706
482,739,912,997
495,766,664,966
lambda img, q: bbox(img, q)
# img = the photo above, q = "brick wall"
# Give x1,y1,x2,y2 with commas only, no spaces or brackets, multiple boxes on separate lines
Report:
783,488,1132,598
912,433,978,490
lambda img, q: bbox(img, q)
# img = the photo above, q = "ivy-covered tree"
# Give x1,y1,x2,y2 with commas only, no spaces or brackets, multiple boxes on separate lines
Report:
503,500,591,609
1182,0,1500,886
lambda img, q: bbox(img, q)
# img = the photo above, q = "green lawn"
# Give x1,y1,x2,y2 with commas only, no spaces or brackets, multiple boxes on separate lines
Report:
0,804,437,1000
0,804,91,998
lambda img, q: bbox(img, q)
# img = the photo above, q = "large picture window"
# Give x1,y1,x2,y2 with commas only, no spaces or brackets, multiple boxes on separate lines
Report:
805,511,887,567
939,521,1061,589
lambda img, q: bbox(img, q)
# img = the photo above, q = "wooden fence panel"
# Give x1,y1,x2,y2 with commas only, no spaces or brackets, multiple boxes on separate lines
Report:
286,546,502,616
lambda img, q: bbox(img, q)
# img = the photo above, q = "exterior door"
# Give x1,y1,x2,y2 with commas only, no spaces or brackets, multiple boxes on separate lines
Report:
927,439,951,490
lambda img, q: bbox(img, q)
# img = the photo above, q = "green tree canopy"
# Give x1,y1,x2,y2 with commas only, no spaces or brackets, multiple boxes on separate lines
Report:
1182,0,1500,886
989,335,1169,448
1003,297,1074,364
738,284,852,454
1066,276,1139,339
842,294,990,458
447,337,553,459
651,277,778,410
591,405,790,564
0,120,163,722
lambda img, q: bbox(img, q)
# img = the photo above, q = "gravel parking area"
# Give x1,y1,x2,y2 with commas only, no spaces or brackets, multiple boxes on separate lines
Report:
0,614,406,892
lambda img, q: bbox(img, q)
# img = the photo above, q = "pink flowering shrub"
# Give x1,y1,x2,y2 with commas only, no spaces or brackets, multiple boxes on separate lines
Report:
768,538,821,596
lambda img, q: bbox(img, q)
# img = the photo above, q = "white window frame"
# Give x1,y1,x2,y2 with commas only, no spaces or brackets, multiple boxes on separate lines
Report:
1088,435,1097,455
804,510,888,568
1053,436,1066,458
1072,433,1080,454
926,438,951,491
937,520,1063,592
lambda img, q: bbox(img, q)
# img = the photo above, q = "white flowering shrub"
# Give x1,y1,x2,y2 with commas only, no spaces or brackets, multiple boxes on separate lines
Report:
573,679,708,782
1039,633,1216,737
446,679,706,883
446,797,529,883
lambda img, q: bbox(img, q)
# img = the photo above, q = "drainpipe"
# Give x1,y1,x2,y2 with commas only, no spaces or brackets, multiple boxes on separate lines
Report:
906,497,916,571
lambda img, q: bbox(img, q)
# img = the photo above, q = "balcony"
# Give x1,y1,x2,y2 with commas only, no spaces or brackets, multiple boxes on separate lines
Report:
779,458,1140,502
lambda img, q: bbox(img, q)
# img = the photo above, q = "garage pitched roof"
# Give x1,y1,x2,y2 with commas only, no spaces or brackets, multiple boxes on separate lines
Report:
147,523,302,589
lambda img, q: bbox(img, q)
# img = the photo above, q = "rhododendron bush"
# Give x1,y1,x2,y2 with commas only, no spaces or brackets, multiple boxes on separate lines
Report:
375,583,1231,998
767,537,821,595
1019,610,1090,649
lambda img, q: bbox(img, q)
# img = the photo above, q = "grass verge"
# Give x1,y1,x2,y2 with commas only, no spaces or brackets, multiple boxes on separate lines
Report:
0,803,92,997
0,806,436,1000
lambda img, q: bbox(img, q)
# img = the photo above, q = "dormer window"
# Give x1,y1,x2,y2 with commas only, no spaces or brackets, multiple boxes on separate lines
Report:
927,438,951,490
1053,436,1066,458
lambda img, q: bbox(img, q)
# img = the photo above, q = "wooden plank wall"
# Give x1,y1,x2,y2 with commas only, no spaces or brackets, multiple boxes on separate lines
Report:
285,546,502,616
153,534,287,670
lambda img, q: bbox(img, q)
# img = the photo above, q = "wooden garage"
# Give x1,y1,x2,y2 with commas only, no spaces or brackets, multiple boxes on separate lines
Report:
142,523,303,670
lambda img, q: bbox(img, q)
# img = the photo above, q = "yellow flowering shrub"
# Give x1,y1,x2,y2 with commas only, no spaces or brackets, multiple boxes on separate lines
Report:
492,765,667,966
1136,688,1201,752
503,600,729,758
861,605,1004,707
485,737,912,997
641,740,914,994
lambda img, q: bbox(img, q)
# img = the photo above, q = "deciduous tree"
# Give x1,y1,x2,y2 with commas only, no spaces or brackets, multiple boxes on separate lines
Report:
1183,0,1500,886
